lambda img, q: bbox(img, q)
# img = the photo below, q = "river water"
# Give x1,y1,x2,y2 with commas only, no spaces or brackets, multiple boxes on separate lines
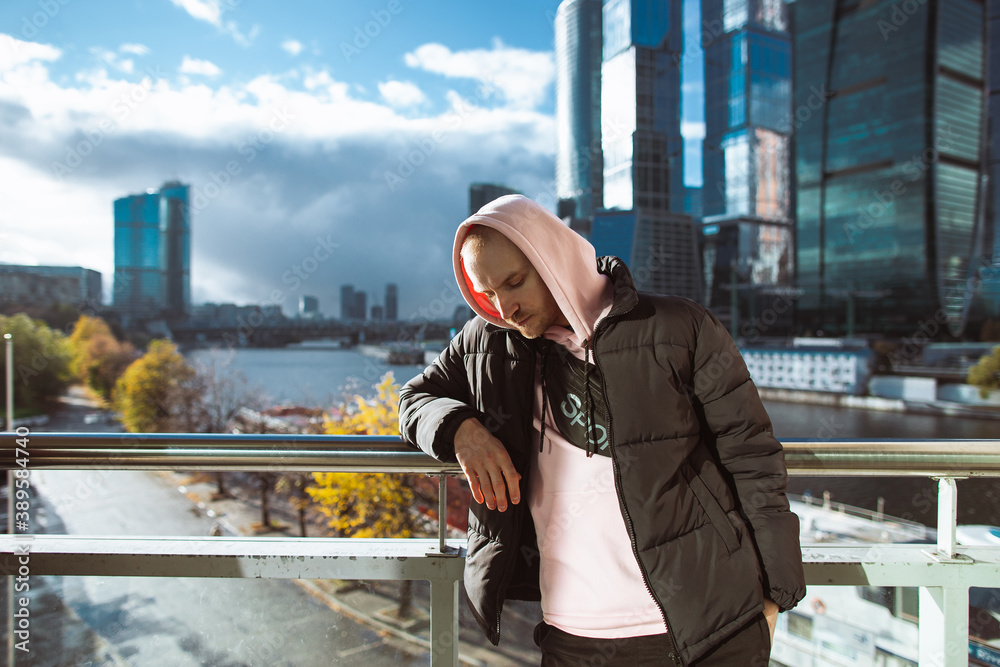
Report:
187,346,1000,529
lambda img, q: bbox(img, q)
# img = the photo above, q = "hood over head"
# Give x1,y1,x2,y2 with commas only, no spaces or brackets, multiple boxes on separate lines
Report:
453,194,612,344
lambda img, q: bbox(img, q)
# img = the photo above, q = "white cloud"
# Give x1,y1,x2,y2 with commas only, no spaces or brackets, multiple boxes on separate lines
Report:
119,43,150,56
169,0,257,46
0,35,61,70
92,48,135,74
378,80,427,108
281,39,304,56
180,56,222,77
170,0,222,26
404,38,554,109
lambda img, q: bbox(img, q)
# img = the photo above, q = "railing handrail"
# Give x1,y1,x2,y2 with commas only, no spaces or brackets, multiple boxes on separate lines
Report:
2,433,1000,476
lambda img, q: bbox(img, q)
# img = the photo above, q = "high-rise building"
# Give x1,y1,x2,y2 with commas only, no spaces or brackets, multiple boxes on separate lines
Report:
469,183,519,215
354,291,367,322
299,295,320,318
701,0,795,335
792,0,990,338
555,0,604,222
593,0,703,301
340,285,356,320
385,283,398,321
977,0,1000,321
113,181,190,319
0,265,102,309
371,305,384,320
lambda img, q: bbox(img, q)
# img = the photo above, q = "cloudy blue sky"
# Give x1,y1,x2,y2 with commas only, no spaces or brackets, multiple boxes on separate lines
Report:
0,0,704,318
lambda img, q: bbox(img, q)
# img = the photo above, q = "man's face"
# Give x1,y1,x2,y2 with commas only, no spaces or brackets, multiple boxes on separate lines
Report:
463,232,568,339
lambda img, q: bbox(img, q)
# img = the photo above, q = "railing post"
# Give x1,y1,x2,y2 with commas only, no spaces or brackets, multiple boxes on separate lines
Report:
438,475,447,554
935,477,960,558
429,577,459,667
918,585,969,667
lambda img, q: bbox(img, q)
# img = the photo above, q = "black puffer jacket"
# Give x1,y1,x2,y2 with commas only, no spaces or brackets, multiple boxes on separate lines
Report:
399,258,806,665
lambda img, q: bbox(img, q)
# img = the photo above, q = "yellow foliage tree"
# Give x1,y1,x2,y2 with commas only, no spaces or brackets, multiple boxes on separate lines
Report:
968,345,1000,398
307,372,417,539
68,315,137,399
114,339,200,433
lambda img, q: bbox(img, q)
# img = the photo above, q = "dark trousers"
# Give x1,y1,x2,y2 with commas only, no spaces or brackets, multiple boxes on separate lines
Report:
533,613,771,666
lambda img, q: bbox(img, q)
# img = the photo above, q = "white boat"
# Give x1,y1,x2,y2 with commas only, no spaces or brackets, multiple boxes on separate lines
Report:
769,494,1000,667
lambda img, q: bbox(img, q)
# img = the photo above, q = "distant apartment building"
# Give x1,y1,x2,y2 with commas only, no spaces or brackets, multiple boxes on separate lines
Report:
113,181,190,320
791,0,990,338
0,265,102,309
469,183,519,215
299,295,320,319
340,285,367,320
385,283,398,321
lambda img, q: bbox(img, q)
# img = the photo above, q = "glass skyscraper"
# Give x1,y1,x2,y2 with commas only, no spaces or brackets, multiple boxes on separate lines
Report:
792,0,990,338
701,0,795,335
593,0,703,301
555,0,604,222
113,181,191,320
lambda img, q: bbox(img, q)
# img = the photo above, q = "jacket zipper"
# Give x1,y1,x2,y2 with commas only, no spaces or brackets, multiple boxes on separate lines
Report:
592,303,685,666
489,329,534,645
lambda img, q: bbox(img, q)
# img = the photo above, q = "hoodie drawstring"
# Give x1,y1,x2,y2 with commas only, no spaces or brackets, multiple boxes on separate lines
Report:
539,345,549,453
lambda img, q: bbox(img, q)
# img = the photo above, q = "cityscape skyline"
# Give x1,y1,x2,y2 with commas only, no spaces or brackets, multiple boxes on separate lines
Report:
0,0,997,338
0,0,575,321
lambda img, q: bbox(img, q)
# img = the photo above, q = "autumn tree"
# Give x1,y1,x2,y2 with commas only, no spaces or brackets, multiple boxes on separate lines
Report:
114,339,202,433
67,315,137,399
308,372,423,617
0,313,73,413
968,345,1000,398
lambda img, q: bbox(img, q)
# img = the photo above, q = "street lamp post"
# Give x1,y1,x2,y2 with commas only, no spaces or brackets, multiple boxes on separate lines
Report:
4,333,11,432
4,333,12,667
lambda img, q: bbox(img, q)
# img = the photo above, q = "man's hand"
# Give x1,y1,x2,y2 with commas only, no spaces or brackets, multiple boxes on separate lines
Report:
454,417,521,511
763,598,779,645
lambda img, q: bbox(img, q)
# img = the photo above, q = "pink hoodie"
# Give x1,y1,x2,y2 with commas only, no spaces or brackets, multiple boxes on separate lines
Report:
452,195,667,638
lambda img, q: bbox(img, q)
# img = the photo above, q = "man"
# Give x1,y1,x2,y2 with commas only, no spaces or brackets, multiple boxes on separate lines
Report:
399,195,805,665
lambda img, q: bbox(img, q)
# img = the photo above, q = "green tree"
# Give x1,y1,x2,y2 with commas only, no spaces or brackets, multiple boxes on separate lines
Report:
114,339,201,433
967,345,1000,398
0,313,73,413
67,315,137,399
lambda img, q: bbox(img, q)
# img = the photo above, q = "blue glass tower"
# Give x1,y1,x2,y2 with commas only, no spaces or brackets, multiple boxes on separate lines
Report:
701,0,794,335
792,0,990,338
555,0,604,222
593,0,703,301
113,182,190,319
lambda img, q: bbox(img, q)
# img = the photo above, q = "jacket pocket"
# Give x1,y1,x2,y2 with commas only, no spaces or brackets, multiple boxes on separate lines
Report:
686,472,740,554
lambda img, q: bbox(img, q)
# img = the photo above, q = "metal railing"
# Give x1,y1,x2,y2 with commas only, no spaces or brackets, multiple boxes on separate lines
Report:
3,434,1000,666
